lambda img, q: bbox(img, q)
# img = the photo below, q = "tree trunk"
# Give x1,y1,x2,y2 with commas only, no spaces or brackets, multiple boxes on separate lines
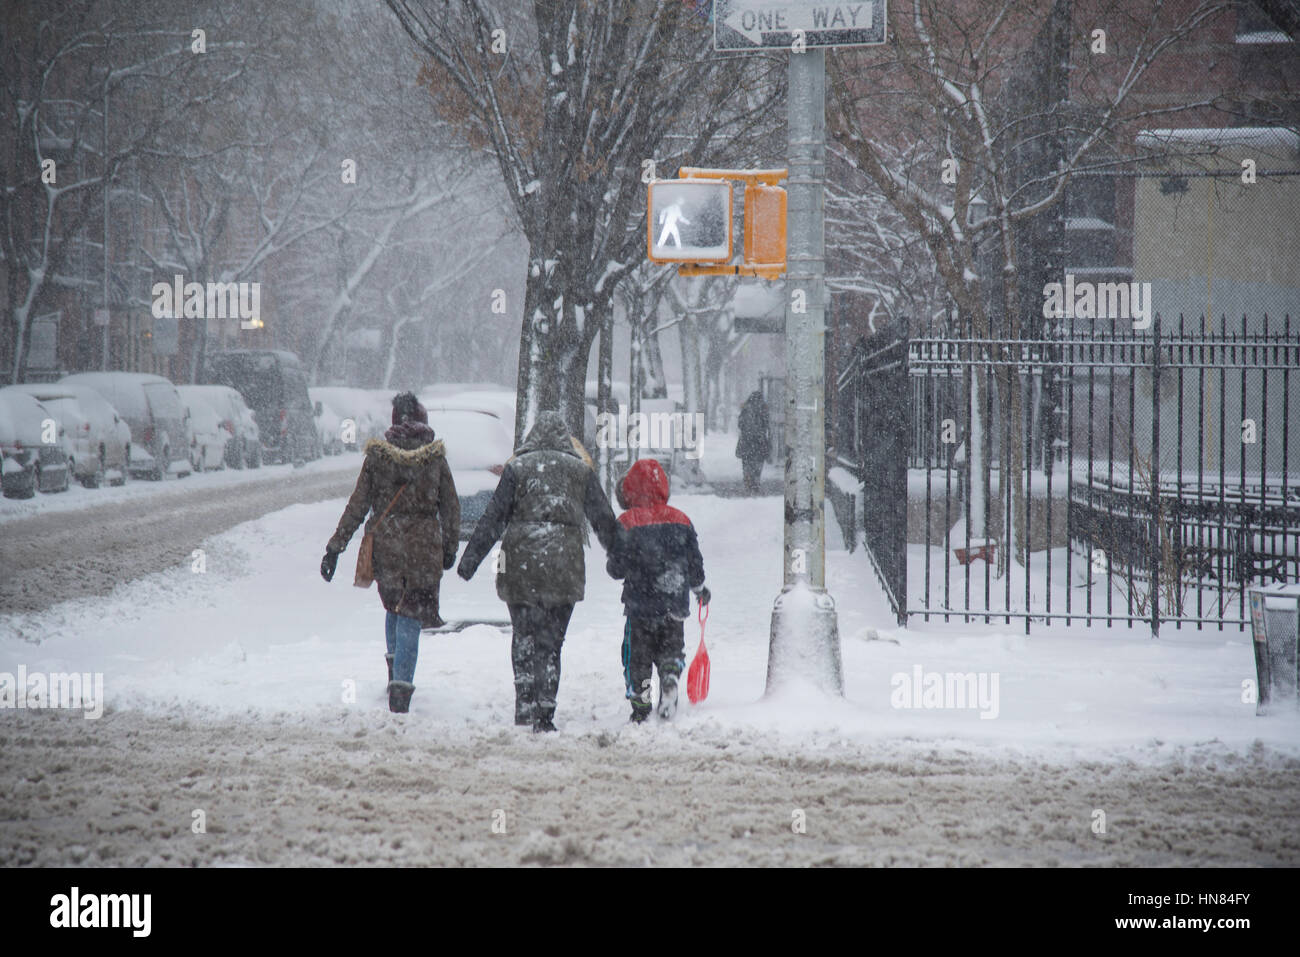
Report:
597,309,614,494
10,309,30,385
9,266,41,384
188,267,209,385
515,252,602,446
643,326,667,399
679,313,701,416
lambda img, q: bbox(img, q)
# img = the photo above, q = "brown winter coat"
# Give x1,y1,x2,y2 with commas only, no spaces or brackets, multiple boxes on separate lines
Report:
328,435,460,627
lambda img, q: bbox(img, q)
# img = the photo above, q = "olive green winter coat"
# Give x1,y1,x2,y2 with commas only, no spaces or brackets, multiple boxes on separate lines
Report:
458,411,617,606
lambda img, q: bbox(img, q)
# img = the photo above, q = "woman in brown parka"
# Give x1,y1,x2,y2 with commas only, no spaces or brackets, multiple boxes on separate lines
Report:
320,392,460,713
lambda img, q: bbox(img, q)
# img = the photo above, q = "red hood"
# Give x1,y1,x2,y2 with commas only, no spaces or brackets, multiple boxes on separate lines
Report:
622,458,669,508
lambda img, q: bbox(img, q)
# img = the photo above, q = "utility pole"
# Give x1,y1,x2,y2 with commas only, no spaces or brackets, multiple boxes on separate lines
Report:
663,1,884,695
101,48,110,371
766,48,843,697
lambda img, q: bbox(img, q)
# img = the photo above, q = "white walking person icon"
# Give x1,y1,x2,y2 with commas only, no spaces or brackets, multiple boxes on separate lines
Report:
657,200,690,248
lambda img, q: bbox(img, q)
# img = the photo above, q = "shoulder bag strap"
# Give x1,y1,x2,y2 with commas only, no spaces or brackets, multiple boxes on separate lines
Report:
374,483,408,525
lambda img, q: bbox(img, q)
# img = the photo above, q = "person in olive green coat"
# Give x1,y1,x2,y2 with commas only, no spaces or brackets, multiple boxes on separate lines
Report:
458,410,618,731
321,392,459,713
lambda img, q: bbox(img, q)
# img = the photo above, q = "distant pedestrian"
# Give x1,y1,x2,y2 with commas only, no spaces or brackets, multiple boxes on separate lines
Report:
607,458,709,723
320,392,460,713
735,388,770,494
457,411,619,732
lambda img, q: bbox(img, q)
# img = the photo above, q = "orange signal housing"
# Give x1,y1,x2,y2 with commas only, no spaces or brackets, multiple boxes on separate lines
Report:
743,184,787,266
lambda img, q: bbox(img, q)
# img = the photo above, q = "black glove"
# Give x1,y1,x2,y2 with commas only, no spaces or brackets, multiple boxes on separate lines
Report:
443,544,458,571
320,548,339,582
694,585,711,607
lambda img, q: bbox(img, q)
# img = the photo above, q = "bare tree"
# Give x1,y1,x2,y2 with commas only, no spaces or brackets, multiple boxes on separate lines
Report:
616,261,674,405
142,137,357,380
383,0,784,442
827,0,1241,564
664,274,736,423
377,221,515,389
825,146,947,335
0,1,253,381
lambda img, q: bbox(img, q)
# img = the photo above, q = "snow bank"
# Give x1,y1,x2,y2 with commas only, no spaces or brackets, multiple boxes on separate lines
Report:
0,451,364,525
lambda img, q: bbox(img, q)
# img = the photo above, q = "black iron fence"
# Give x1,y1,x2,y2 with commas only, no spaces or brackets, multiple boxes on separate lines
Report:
836,315,1300,633
835,334,908,625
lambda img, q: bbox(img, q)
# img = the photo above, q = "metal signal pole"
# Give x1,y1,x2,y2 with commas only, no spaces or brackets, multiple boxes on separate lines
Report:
766,47,843,697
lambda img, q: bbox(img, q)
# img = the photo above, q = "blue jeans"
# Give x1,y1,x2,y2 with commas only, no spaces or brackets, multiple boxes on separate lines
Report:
385,612,421,684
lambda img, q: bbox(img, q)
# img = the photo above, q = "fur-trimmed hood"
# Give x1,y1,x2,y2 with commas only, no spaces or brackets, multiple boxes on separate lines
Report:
569,436,594,469
363,437,446,466
509,410,594,469
328,431,461,626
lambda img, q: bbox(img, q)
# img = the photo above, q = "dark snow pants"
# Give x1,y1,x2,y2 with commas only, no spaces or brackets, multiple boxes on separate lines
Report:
622,615,686,713
741,456,763,493
507,602,575,724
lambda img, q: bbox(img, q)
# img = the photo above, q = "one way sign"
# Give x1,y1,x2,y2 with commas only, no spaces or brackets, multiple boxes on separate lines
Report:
714,0,886,51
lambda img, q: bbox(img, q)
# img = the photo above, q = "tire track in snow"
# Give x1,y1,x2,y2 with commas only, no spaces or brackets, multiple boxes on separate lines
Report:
2,709,1296,866
0,467,356,614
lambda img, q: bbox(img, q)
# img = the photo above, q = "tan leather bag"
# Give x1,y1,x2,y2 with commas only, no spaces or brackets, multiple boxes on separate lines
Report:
353,484,407,588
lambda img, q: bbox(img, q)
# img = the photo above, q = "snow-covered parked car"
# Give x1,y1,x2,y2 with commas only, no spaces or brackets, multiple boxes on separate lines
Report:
422,401,514,540
179,384,260,469
234,402,260,468
308,389,345,455
27,389,85,483
0,388,72,496
61,372,191,481
0,393,34,499
420,384,527,439
308,386,390,451
114,414,132,473
9,383,130,487
202,350,321,464
177,386,231,472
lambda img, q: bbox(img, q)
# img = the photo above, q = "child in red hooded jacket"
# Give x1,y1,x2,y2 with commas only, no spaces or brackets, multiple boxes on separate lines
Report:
607,458,709,722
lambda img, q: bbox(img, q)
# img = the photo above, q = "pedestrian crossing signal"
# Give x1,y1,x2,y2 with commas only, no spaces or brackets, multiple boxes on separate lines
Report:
647,179,732,263
646,168,787,279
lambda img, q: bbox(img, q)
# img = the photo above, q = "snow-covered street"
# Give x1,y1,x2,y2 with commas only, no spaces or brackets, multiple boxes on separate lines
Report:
5,705,1297,866
3,467,1298,866
0,454,365,613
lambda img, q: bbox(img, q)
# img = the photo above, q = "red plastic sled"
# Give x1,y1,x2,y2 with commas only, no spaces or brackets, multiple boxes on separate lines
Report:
686,602,710,704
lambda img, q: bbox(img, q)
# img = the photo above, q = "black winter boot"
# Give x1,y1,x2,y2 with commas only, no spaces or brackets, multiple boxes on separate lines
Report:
511,625,537,726
657,672,680,721
629,703,651,724
385,654,394,685
388,680,415,713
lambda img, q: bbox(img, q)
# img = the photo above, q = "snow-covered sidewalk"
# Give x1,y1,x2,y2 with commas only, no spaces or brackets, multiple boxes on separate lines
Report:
3,487,1296,758
2,484,1298,865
